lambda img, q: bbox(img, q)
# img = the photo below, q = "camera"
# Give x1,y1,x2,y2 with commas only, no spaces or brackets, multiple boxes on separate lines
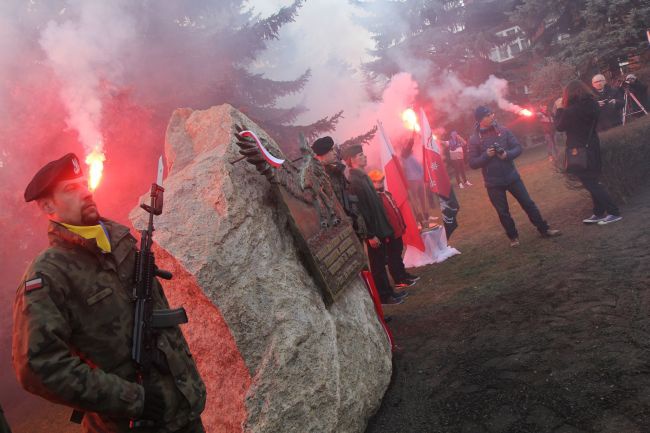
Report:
490,144,505,155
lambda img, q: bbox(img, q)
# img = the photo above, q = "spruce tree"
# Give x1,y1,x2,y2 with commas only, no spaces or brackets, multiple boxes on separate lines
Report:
512,0,650,75
128,0,341,149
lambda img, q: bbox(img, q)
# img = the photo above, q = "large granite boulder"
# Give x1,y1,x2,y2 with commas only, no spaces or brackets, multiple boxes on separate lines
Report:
129,104,392,433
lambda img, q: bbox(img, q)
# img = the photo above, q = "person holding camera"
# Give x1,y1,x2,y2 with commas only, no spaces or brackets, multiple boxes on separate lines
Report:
554,80,622,225
468,106,561,247
591,74,624,131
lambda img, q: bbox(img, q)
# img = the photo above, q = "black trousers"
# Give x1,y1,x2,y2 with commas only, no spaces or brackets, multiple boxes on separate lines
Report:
486,179,549,240
576,173,619,216
386,236,408,283
366,240,395,301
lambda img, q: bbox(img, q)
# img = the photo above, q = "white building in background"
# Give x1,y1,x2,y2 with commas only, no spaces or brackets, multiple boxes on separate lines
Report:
488,25,530,63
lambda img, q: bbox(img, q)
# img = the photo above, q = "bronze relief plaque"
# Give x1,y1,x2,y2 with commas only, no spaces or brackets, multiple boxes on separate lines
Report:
234,126,366,304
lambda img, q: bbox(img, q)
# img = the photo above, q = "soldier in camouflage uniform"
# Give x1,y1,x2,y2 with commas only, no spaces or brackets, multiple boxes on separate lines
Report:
0,404,12,433
12,153,206,433
311,136,367,239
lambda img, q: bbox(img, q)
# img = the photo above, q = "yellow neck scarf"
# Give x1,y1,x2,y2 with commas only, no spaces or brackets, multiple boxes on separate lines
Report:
61,222,112,253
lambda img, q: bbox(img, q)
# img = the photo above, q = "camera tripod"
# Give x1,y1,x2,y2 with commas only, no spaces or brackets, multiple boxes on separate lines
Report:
622,88,648,125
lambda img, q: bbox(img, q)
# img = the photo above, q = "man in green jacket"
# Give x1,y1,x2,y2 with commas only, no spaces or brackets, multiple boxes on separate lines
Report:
13,153,206,433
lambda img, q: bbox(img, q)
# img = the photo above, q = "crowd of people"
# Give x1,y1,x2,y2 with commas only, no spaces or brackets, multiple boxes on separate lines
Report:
4,70,639,433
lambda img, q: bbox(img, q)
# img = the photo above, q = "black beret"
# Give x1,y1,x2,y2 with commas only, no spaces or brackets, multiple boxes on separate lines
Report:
24,153,84,202
340,144,363,160
311,136,335,156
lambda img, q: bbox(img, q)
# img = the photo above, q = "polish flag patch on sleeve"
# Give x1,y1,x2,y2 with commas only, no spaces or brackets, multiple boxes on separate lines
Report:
25,277,44,292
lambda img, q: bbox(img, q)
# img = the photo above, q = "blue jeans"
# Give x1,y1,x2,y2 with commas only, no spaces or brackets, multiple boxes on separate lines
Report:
486,179,550,240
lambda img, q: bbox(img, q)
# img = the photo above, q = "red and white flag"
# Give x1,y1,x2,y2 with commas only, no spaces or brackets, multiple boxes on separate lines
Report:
377,121,425,252
420,108,452,199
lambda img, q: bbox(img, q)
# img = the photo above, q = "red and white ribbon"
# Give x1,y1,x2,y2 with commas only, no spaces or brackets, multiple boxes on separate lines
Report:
239,130,285,168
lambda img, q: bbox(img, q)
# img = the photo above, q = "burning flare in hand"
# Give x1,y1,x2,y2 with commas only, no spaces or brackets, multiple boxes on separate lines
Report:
519,108,533,117
401,108,421,132
85,147,105,191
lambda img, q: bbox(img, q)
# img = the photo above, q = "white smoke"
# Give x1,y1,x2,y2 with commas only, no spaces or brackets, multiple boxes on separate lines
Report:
249,0,525,145
330,72,420,170
426,73,526,121
38,0,135,155
249,0,375,142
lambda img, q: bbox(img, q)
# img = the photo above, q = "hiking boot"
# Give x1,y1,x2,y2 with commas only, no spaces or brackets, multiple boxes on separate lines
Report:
583,214,606,224
597,215,623,225
510,238,520,247
395,280,416,288
458,182,465,189
381,296,404,305
541,229,562,238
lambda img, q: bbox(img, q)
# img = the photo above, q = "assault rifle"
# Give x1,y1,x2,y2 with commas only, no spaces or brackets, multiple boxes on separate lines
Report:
131,156,187,428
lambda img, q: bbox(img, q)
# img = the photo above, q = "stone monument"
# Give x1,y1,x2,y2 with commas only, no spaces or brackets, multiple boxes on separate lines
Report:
130,104,392,433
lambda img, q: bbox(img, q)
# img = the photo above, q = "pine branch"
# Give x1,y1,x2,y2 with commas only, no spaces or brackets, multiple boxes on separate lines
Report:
245,105,308,125
340,126,378,148
259,111,344,153
255,0,304,40
234,0,304,60
233,68,311,107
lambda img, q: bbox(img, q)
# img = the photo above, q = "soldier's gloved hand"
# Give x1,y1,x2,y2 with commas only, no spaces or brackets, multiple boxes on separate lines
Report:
141,384,166,422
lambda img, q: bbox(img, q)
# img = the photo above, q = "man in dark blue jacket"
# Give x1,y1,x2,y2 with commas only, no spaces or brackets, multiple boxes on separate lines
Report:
468,106,561,247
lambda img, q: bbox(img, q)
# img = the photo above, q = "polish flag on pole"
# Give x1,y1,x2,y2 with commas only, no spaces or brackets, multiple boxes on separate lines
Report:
420,108,452,199
377,121,426,252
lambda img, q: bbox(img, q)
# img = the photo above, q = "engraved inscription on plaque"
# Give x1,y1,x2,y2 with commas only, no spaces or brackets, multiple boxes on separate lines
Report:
235,127,366,304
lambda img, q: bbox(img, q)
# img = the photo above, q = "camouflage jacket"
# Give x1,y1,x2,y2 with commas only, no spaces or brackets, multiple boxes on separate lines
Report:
324,163,367,239
12,220,206,433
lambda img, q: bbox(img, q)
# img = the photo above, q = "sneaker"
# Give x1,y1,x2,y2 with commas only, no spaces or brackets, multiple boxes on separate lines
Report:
541,229,562,238
583,214,606,224
395,280,416,288
458,182,465,189
465,181,473,186
404,273,420,281
597,215,623,225
381,296,404,305
394,290,409,299
510,238,520,247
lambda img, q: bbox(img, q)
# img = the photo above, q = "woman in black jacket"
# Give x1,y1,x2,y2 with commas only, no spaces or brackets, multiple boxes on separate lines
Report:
554,80,622,225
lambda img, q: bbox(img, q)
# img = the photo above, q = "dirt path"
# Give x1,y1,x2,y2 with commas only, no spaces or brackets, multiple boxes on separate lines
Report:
366,146,650,433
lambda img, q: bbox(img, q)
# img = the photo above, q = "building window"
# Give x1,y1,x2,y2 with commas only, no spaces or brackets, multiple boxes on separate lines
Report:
510,43,521,55
499,45,510,60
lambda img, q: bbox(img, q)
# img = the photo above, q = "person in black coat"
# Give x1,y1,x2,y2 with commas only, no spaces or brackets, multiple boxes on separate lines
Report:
591,74,624,131
341,144,408,305
554,80,622,225
468,106,561,247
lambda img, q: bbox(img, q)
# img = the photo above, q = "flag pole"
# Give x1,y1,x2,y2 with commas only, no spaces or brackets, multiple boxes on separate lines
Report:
421,129,430,228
